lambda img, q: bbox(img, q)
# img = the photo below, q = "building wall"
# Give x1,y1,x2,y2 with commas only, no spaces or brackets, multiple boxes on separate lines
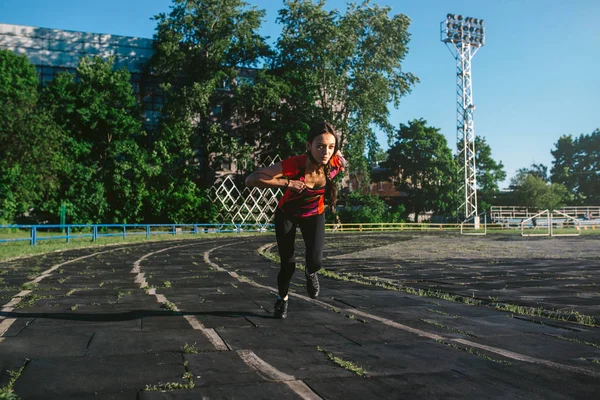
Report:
0,23,161,129
0,23,153,71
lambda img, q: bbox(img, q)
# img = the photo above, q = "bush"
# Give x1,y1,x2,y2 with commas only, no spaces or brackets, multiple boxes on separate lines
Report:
335,192,405,223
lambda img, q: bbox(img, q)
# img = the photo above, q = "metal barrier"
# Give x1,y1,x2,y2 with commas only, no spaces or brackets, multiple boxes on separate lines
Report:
521,210,550,237
326,222,478,232
0,223,274,246
519,210,582,237
550,210,581,237
492,205,600,222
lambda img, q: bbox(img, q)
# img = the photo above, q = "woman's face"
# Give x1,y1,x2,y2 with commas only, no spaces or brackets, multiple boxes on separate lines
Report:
307,132,337,166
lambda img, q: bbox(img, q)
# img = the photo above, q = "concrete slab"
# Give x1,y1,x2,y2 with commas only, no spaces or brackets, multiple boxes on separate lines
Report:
184,351,265,386
85,330,215,357
0,331,92,358
138,381,299,400
214,325,357,350
14,353,184,399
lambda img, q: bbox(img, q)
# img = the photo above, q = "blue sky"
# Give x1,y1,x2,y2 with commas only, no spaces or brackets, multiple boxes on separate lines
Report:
3,0,599,188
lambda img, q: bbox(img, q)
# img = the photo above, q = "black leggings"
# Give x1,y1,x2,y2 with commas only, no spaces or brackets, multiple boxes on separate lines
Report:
274,209,325,298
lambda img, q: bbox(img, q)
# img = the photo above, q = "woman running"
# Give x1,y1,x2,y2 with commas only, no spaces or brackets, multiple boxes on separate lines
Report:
245,122,345,318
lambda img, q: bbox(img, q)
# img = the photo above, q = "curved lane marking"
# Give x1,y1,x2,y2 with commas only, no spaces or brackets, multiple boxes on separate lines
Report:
135,240,321,399
203,242,323,399
131,242,229,351
206,241,600,379
0,247,128,336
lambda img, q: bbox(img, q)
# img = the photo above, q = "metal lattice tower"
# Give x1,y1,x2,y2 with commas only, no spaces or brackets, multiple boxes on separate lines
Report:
441,14,485,225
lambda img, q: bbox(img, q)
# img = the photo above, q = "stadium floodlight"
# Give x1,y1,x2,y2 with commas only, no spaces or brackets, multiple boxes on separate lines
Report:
440,14,486,226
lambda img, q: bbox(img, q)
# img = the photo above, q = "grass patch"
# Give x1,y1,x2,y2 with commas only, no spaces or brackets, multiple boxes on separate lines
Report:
494,303,596,327
21,282,37,291
144,373,195,391
421,319,475,337
436,340,511,365
164,301,177,311
116,290,131,302
163,281,172,289
427,308,461,318
182,342,202,354
15,293,43,309
316,346,366,376
330,306,368,323
0,359,29,399
555,336,600,349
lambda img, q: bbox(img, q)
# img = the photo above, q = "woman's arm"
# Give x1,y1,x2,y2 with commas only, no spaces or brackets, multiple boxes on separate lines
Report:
245,162,306,192
246,162,306,192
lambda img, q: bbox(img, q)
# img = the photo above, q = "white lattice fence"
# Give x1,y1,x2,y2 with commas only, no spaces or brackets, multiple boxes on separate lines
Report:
209,156,282,225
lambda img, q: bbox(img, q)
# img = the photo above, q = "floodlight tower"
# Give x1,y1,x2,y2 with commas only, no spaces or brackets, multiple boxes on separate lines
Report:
441,14,485,226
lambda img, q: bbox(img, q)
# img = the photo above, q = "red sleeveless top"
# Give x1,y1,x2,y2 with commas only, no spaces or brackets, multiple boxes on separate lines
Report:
277,154,344,218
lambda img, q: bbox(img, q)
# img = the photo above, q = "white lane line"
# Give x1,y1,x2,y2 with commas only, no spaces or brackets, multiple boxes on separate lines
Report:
451,338,600,378
350,308,446,341
0,248,127,335
0,319,16,337
204,242,324,399
237,350,323,400
206,242,600,379
284,381,322,400
131,242,229,351
237,349,296,381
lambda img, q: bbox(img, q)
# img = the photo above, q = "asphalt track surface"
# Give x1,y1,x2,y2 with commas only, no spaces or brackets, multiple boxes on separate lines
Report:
1,232,599,399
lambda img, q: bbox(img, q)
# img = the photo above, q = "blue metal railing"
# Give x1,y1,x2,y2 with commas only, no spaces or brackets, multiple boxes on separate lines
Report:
0,223,274,246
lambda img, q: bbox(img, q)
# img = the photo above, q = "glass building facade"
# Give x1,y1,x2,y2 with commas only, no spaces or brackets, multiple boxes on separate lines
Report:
0,23,162,130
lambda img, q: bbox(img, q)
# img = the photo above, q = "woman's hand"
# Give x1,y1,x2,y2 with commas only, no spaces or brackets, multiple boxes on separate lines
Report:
287,179,306,193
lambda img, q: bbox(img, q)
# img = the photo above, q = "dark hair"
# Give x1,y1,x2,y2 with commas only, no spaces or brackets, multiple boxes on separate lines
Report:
307,122,339,213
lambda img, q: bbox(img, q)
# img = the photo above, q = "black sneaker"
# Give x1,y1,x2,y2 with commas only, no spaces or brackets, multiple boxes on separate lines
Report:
274,297,288,319
306,270,320,299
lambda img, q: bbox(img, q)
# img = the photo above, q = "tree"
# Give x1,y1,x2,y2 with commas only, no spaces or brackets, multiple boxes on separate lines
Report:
575,130,600,204
145,0,271,222
42,56,151,223
383,119,457,220
474,136,506,211
0,50,65,223
510,173,569,210
273,0,418,187
550,135,578,197
550,130,600,205
516,163,549,183
149,0,270,184
337,192,405,223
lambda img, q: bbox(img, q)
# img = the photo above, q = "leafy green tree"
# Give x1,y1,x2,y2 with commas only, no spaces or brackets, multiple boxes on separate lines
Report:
337,192,405,223
550,130,600,205
474,136,506,211
149,0,269,183
383,119,457,220
550,135,578,197
574,130,600,204
272,0,418,187
510,173,569,210
42,56,151,223
515,163,549,183
145,0,271,222
0,50,65,223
